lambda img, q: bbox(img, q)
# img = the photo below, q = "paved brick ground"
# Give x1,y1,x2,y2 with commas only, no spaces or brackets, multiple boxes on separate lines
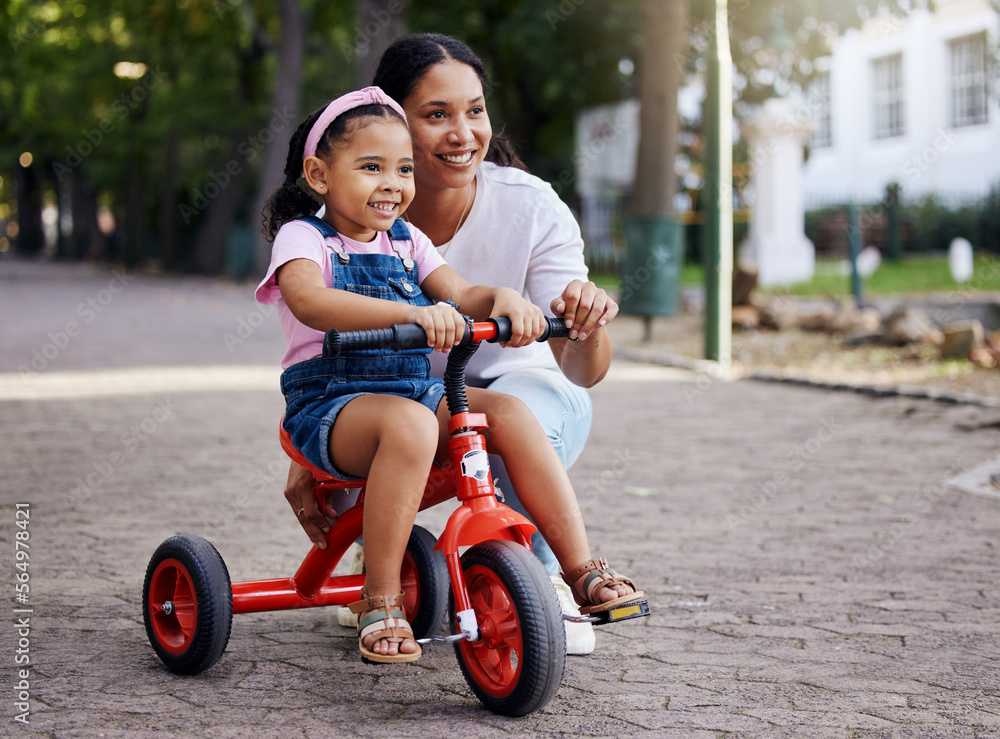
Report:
3,260,1000,737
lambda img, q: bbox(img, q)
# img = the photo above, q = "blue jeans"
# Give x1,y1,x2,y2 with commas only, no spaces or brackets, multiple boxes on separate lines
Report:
486,367,592,575
280,251,443,481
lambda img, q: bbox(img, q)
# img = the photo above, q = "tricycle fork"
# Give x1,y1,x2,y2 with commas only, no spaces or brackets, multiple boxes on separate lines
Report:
436,411,536,642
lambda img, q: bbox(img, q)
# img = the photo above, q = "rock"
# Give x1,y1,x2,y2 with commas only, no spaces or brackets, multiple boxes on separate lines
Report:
797,305,836,332
827,298,881,334
731,305,761,330
882,306,944,346
970,346,997,369
732,267,758,306
940,320,985,359
752,294,799,330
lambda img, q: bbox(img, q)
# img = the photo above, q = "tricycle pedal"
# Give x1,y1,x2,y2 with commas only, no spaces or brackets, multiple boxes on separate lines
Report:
590,599,651,625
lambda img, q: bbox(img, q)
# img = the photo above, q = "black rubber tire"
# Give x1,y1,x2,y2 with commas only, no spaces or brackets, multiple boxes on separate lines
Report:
142,535,233,675
402,525,450,640
452,539,566,716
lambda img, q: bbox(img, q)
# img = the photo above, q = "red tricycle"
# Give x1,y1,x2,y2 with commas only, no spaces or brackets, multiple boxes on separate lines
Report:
142,316,649,716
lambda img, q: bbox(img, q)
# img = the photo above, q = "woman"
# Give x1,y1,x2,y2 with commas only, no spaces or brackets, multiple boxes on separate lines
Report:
283,33,618,654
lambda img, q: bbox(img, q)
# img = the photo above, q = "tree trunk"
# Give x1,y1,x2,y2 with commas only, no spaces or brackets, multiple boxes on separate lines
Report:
160,125,180,271
251,0,305,275
190,136,254,274
70,169,107,261
13,161,44,255
630,0,687,219
354,0,409,87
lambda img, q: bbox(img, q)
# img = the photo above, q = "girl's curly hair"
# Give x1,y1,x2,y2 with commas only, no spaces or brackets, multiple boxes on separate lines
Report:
260,103,405,242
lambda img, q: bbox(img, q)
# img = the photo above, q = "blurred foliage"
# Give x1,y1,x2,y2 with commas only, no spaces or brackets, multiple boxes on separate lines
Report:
409,0,640,186
0,0,935,271
805,189,1000,258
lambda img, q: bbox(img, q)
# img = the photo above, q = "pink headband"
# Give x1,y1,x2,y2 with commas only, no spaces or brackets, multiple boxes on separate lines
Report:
302,86,407,166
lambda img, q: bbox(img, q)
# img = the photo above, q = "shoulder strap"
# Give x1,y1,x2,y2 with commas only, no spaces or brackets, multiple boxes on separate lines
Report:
294,215,339,240
295,215,411,243
388,218,411,240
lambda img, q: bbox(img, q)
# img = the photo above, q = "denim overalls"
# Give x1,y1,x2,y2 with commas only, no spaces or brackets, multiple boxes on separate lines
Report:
280,216,446,481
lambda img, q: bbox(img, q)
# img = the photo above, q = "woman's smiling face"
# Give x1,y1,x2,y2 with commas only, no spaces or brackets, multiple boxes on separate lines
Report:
402,59,492,192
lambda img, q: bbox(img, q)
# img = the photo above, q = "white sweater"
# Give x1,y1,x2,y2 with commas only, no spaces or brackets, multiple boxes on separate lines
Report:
428,162,589,386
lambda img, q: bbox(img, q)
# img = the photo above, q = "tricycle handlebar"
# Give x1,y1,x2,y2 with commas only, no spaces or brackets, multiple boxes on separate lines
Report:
323,316,570,357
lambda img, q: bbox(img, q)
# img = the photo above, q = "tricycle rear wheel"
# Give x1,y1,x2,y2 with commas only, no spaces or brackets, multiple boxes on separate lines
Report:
400,525,449,639
143,535,232,674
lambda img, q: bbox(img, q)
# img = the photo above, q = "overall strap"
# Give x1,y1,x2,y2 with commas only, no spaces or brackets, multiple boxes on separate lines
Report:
387,218,411,240
294,215,339,240
295,215,411,242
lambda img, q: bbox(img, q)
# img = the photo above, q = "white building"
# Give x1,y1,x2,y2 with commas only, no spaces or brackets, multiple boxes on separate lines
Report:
802,0,1000,205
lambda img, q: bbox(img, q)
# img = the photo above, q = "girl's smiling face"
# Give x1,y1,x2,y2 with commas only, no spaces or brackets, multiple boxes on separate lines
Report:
402,59,493,192
307,117,415,242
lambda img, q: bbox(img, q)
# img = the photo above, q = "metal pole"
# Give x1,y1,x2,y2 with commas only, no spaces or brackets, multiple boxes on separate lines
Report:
703,0,733,368
847,202,863,304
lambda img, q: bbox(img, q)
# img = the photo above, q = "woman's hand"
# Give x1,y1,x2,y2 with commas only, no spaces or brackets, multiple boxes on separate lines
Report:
551,280,618,341
491,288,545,347
284,461,331,549
404,302,468,353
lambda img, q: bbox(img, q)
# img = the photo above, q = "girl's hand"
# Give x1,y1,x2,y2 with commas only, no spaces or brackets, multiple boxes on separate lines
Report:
404,303,468,352
491,289,545,347
551,280,619,341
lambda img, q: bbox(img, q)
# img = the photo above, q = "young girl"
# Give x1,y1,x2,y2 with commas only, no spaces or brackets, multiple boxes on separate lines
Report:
256,87,644,664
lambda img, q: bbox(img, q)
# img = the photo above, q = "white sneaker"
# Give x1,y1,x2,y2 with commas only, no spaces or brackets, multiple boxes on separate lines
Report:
336,544,364,628
550,575,595,655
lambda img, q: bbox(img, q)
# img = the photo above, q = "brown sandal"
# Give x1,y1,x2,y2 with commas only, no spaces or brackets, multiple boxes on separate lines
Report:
561,558,645,615
348,588,421,664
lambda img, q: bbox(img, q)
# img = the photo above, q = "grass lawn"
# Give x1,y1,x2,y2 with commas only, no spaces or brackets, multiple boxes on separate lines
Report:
594,256,1000,297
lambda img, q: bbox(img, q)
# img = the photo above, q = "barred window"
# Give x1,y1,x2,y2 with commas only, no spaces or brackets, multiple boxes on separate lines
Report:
872,53,904,139
950,33,988,128
808,71,832,148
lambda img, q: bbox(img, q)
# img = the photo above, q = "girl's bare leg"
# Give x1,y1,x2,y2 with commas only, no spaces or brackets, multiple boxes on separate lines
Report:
332,395,439,656
435,389,633,603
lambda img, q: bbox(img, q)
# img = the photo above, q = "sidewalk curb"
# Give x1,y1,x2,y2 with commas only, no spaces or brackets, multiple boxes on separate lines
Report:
748,372,1000,408
615,346,1000,408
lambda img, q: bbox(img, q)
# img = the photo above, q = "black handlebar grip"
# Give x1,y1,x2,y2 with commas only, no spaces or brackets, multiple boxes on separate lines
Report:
324,324,430,356
540,316,570,341
485,316,570,344
327,316,571,356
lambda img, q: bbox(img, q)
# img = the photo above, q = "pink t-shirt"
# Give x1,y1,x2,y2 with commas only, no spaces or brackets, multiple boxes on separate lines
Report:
255,219,447,368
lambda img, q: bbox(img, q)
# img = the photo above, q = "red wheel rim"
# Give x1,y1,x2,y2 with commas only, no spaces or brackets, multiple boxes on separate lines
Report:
399,550,420,619
148,558,197,655
457,564,523,698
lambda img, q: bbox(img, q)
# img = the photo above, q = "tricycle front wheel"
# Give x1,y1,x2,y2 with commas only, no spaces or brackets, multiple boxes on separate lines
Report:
453,539,566,716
